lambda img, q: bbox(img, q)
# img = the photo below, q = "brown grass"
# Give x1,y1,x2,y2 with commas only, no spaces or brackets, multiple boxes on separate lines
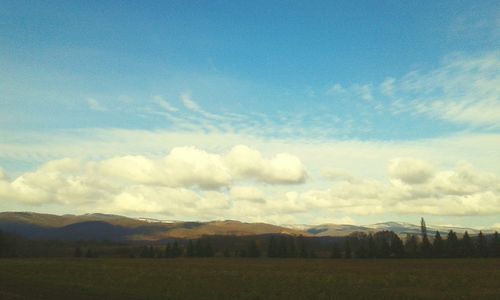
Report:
1,258,499,299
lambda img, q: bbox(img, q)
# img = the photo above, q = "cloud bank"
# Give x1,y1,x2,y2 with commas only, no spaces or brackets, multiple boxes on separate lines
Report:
1,144,499,224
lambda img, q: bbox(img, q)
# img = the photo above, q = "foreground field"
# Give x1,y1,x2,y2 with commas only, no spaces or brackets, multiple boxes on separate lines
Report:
1,258,499,300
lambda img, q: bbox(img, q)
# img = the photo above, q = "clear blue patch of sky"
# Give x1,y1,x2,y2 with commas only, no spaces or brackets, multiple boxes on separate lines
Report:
1,0,498,139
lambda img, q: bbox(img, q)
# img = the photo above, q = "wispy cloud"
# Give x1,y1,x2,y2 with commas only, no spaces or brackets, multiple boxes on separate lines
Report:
153,95,178,112
389,51,500,128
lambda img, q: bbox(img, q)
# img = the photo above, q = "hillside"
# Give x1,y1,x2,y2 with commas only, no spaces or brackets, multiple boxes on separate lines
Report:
0,212,492,241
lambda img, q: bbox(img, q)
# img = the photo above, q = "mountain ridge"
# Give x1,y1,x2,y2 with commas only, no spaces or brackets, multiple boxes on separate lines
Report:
0,211,495,241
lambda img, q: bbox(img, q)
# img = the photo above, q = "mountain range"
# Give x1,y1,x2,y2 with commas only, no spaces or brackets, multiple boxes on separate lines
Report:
0,212,495,241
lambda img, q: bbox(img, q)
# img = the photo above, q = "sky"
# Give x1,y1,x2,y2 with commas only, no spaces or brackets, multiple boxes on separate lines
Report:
1,1,500,228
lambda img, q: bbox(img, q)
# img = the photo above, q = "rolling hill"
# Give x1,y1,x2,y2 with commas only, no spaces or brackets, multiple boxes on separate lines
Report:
0,211,493,241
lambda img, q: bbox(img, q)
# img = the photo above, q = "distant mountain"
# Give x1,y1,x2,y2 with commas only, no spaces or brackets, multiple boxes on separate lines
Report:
0,212,494,241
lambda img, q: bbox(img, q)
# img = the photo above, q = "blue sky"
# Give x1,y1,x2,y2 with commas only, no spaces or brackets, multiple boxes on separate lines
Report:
1,1,500,228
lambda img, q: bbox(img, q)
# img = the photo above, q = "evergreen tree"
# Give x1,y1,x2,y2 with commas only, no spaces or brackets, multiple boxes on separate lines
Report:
476,231,488,258
223,248,231,257
433,231,444,258
74,247,82,258
489,231,500,257
186,240,195,257
378,238,391,258
148,246,155,258
247,240,261,258
172,241,181,257
355,245,367,258
195,239,203,257
298,235,308,258
278,236,288,258
288,237,297,257
390,234,405,258
268,236,278,257
446,230,459,258
344,239,352,259
165,243,172,258
420,217,432,258
330,244,341,259
367,234,376,258
202,240,214,257
405,235,418,258
420,217,428,237
460,231,474,257
420,236,432,258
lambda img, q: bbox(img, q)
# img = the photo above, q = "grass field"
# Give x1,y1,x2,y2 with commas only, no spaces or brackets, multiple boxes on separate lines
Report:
1,258,499,300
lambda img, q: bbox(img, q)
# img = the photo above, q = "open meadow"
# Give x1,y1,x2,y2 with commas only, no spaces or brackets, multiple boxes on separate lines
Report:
1,258,499,300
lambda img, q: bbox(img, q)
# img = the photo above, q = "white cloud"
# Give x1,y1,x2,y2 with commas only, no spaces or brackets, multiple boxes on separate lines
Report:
353,84,373,101
230,186,265,202
153,95,178,112
388,158,435,184
391,51,500,128
181,92,201,112
0,168,9,181
0,153,499,221
226,145,307,184
380,77,395,96
86,97,107,112
327,83,346,95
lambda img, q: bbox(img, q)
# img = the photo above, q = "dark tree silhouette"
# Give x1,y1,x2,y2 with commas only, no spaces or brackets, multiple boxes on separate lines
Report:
298,235,308,258
355,245,367,258
420,218,432,257
74,247,82,258
344,239,352,259
446,230,459,258
476,231,488,258
433,231,444,258
405,235,418,258
278,236,288,258
390,234,405,258
172,241,181,257
367,234,376,258
379,238,391,258
490,231,500,257
164,243,172,258
203,240,214,257
186,240,195,257
195,239,203,257
330,244,341,259
460,231,475,257
247,240,261,258
268,236,278,257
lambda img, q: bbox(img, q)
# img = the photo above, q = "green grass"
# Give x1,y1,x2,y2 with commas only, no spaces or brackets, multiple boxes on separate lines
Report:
1,258,499,299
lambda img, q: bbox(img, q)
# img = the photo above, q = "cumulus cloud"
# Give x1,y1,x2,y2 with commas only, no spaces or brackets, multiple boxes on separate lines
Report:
226,145,307,184
388,158,435,184
298,160,500,216
0,146,306,213
0,155,499,221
